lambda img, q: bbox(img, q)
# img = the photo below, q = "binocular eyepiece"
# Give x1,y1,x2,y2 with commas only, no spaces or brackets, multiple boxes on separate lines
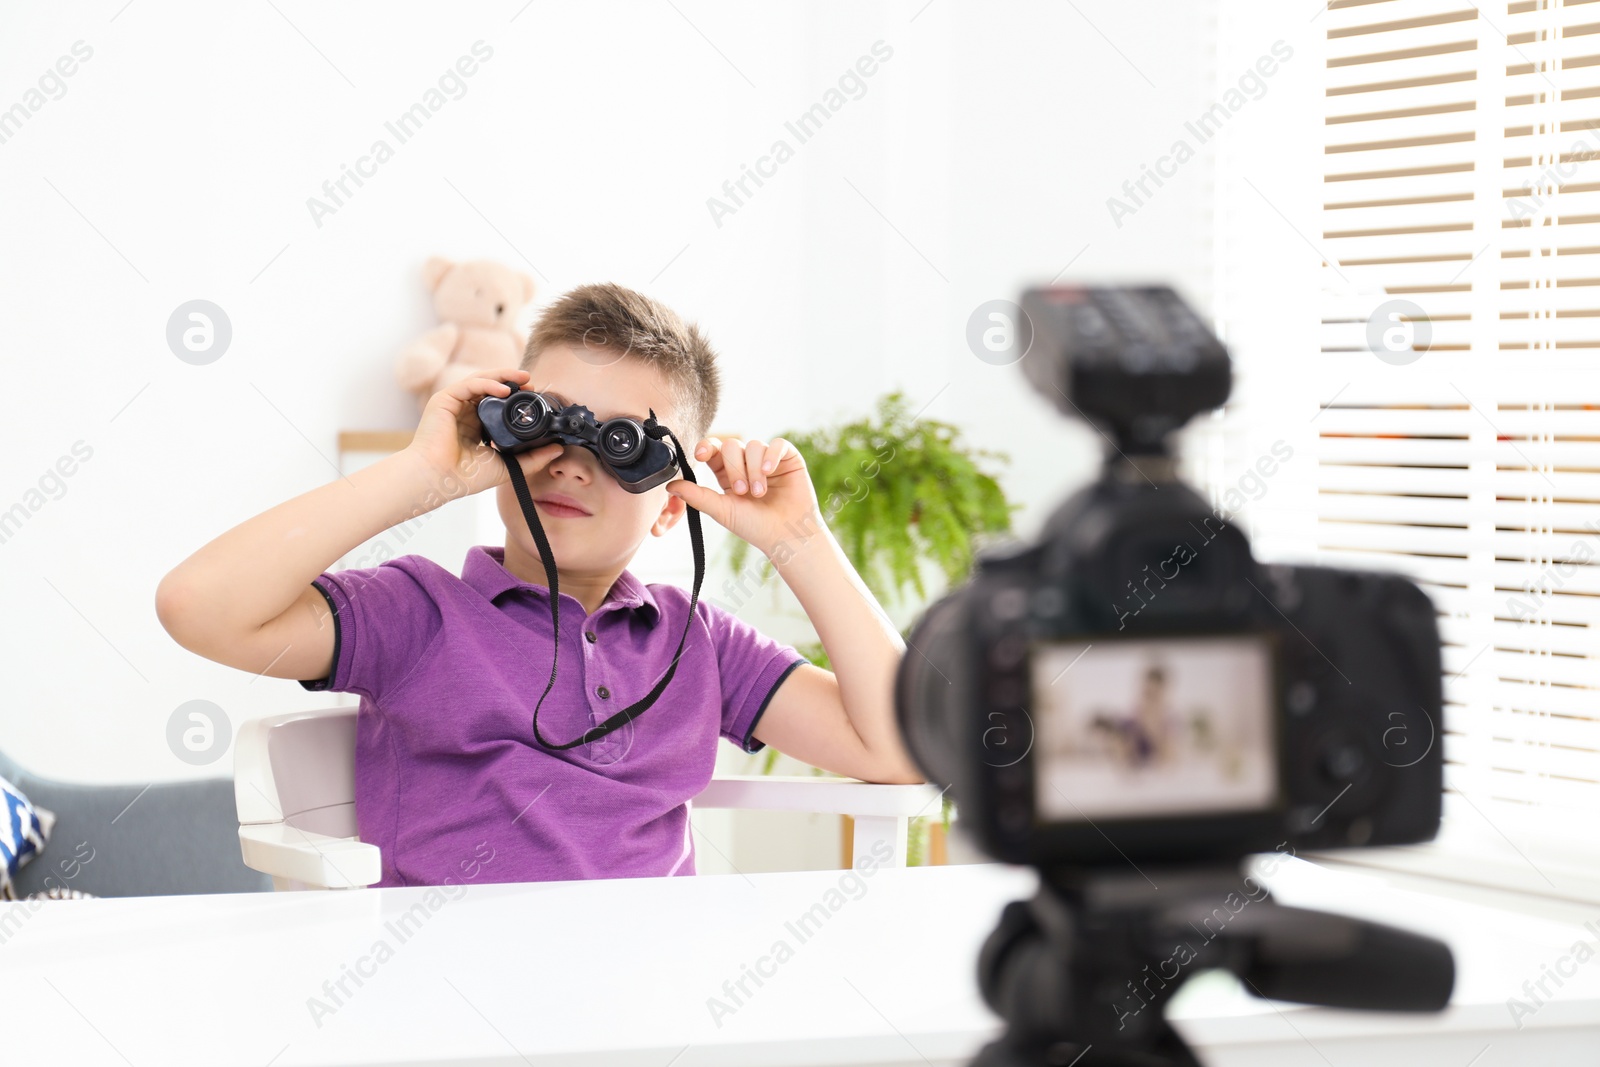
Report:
500,390,649,466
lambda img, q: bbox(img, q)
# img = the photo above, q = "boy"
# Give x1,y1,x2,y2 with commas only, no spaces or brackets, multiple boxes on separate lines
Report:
156,283,923,888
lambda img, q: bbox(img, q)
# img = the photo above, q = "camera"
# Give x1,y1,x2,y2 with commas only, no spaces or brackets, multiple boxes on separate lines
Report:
477,385,682,493
895,286,1444,872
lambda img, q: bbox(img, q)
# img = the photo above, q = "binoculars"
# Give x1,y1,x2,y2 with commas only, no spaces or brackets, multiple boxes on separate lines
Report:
476,384,682,494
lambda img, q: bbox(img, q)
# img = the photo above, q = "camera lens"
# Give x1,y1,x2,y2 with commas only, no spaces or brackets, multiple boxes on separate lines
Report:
506,393,551,439
599,418,646,465
894,593,970,792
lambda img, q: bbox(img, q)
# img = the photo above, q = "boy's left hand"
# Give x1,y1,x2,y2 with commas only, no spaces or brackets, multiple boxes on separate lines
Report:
666,436,820,560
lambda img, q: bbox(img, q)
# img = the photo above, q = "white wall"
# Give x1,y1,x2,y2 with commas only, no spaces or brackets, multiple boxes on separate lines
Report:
0,0,1220,783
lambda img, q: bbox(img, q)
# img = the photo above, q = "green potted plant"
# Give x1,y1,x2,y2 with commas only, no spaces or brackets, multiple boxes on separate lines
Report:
727,390,1017,613
725,390,1022,864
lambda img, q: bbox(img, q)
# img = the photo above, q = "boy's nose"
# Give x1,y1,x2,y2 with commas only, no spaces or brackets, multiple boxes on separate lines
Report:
548,445,595,480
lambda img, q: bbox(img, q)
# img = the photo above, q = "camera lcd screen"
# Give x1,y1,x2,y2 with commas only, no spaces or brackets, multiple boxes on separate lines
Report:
1030,635,1277,823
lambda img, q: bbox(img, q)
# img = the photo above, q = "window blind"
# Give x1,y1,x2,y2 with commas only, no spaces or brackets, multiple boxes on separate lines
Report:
1308,0,1600,864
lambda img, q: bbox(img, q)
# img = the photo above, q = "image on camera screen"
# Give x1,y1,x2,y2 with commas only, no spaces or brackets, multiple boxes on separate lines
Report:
1030,635,1278,822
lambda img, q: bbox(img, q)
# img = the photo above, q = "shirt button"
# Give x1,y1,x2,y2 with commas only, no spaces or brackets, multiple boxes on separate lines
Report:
596,685,610,699
585,631,597,644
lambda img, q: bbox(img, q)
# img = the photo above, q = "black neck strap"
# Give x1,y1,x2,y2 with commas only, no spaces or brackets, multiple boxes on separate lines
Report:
496,422,706,750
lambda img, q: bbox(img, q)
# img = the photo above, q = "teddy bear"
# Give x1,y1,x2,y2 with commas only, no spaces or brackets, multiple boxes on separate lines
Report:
395,256,537,406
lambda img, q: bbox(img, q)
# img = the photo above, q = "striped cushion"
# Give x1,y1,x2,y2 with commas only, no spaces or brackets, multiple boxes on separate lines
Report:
23,884,95,901
1,774,54,902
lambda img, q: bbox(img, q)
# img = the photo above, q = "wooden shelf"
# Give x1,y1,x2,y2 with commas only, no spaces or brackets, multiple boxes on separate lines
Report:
337,427,732,459
336,425,736,463
339,430,413,455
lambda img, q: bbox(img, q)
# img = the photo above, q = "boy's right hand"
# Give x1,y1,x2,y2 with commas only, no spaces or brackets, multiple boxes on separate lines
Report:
403,369,565,499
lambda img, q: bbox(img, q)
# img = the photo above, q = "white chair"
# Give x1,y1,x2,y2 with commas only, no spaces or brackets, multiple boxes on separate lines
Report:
234,707,944,890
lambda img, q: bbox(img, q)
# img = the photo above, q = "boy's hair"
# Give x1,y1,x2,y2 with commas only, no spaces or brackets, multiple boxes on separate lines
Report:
520,283,721,446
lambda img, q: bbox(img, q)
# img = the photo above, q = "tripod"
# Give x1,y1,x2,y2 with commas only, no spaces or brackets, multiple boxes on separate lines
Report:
971,863,1455,1067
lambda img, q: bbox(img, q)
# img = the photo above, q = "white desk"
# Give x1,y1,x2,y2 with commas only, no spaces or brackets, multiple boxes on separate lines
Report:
3,858,1597,1066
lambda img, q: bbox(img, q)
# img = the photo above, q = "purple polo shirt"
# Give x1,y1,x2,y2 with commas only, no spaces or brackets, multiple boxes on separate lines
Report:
296,545,806,888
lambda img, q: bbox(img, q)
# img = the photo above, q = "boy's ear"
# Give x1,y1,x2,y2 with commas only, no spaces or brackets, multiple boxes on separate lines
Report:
652,490,687,536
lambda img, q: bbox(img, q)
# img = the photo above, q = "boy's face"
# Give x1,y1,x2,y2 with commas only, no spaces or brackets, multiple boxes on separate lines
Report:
495,342,691,578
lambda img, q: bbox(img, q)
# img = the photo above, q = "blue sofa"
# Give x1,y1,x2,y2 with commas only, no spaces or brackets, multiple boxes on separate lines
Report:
0,749,270,898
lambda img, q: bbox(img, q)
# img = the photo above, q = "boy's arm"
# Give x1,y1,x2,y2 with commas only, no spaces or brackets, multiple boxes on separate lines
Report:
758,514,925,784
156,369,555,681
156,450,436,680
666,438,924,785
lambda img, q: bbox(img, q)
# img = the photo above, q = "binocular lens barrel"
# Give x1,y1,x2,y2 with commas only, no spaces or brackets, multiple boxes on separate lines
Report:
507,393,551,439
600,419,646,465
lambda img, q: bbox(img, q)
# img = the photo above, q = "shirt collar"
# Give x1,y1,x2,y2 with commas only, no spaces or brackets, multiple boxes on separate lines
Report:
462,545,660,621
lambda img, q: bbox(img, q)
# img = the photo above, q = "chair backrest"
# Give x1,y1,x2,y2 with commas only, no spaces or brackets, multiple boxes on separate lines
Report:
234,706,939,884
234,707,359,838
